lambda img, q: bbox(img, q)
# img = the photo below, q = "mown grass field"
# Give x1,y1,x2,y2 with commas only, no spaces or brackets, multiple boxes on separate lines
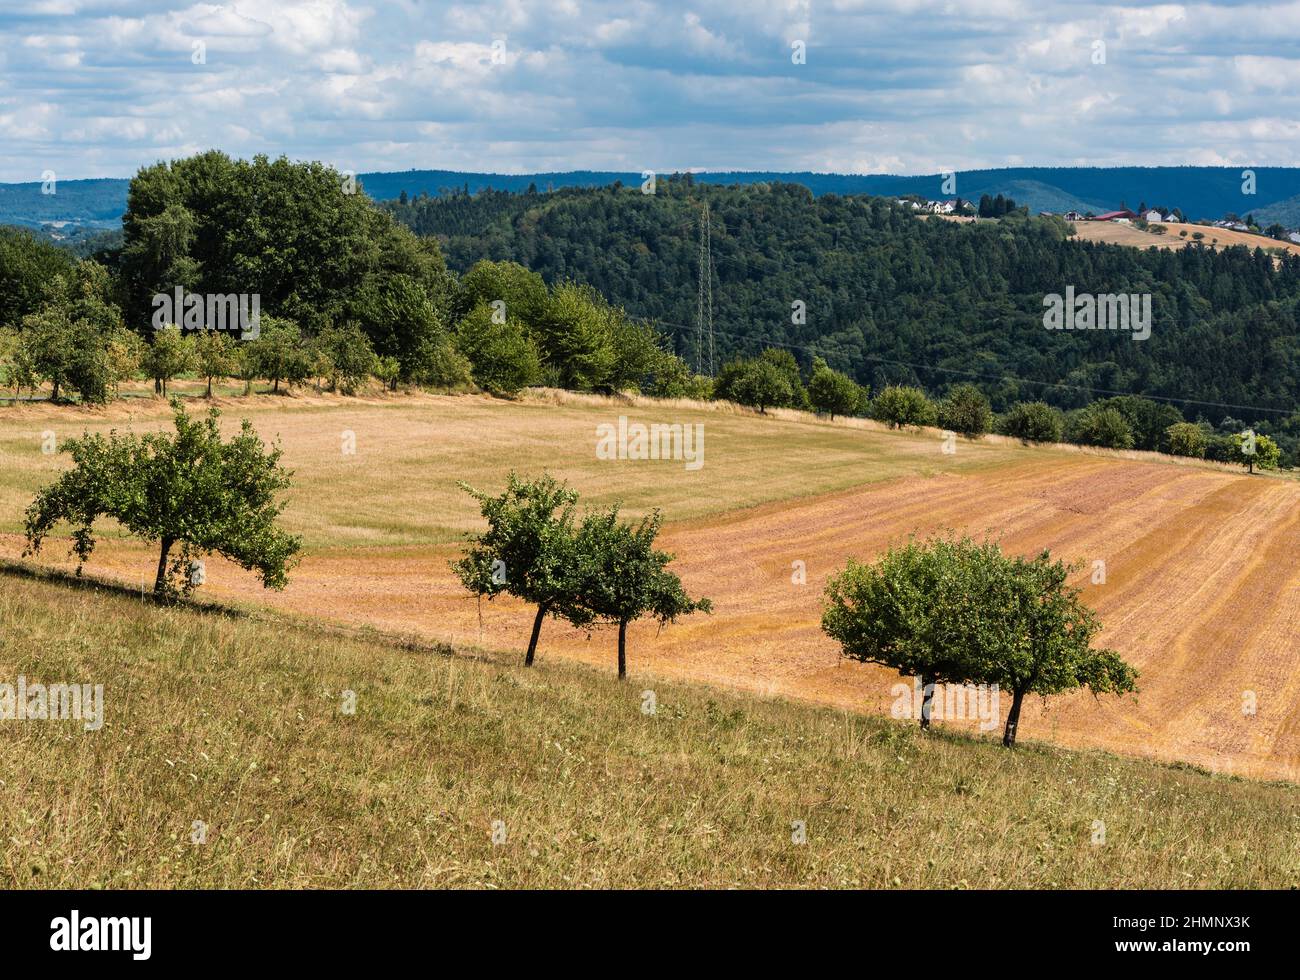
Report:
2,569,1298,889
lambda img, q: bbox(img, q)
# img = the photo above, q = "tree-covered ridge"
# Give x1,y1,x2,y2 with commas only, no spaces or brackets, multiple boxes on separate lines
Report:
389,176,1300,424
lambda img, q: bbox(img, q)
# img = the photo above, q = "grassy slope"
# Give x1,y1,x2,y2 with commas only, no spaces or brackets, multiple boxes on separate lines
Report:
2,570,1297,889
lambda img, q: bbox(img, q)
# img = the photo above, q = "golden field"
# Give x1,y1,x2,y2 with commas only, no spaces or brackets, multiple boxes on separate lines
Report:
2,387,1298,783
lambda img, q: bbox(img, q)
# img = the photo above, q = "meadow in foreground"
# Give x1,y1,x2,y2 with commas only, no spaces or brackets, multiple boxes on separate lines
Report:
1,569,1296,889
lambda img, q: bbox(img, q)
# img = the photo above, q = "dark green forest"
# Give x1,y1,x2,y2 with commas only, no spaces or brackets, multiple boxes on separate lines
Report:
384,177,1300,437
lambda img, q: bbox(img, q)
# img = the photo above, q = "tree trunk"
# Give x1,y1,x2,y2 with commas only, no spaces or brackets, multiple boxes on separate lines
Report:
618,620,628,679
524,604,547,667
1003,688,1027,747
154,377,161,395
274,377,280,394
919,674,935,730
206,375,213,398
51,378,60,402
153,537,174,596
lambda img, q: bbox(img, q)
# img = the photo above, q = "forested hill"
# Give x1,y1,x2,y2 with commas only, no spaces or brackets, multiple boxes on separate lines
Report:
384,177,1300,424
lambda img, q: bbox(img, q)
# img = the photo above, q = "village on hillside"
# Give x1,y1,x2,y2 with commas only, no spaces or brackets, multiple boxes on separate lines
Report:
901,194,1300,246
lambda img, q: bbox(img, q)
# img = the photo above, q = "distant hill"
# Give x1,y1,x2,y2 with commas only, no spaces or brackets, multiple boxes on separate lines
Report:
1251,193,1300,228
6,165,1300,231
0,178,129,230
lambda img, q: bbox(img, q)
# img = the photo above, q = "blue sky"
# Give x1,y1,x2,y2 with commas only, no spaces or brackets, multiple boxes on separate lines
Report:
0,0,1296,181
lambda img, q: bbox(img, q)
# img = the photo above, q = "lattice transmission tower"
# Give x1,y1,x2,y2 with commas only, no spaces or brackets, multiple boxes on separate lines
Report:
695,203,715,375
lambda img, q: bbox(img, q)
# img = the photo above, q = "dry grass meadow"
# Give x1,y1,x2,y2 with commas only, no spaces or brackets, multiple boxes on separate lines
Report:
3,385,1300,887
2,567,1298,888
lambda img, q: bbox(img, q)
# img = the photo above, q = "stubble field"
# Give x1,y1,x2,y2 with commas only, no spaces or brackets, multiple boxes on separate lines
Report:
2,387,1297,780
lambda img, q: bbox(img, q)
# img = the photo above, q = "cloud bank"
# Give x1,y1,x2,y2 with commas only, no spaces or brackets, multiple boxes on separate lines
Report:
0,0,1294,180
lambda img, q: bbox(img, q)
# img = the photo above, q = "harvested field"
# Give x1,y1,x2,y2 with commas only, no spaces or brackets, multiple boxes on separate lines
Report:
1071,219,1300,256
2,392,1297,781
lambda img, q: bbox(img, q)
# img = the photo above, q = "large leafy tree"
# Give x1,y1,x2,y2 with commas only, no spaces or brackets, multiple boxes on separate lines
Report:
119,151,453,374
452,259,549,325
530,282,617,391
938,383,993,437
24,400,301,597
721,358,792,414
822,535,1138,745
575,507,711,679
822,536,1003,728
454,303,542,396
453,473,592,666
999,401,1064,443
871,385,937,428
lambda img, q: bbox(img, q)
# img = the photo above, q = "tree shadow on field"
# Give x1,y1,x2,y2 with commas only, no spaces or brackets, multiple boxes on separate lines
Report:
0,556,484,665
0,557,249,619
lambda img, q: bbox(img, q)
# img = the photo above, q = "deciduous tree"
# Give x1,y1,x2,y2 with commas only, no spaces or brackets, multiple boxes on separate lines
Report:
24,400,300,597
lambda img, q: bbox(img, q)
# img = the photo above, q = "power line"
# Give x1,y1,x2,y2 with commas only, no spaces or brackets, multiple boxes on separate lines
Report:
629,312,1298,418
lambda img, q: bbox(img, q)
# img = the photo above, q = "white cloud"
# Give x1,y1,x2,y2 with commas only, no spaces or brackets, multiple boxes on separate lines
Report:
0,0,1297,180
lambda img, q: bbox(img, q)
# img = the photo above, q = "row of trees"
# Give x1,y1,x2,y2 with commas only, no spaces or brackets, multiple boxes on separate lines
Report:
822,535,1138,747
453,474,711,678
764,369,1279,472
708,350,1280,472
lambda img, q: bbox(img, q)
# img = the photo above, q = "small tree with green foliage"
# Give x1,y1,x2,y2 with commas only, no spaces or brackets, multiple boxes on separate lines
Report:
808,358,866,420
410,335,473,390
938,383,993,437
823,535,1137,745
454,303,542,396
871,385,938,428
575,506,711,679
19,262,135,404
728,358,793,414
374,355,401,392
453,474,592,666
822,536,1002,729
982,550,1138,747
1163,422,1207,458
999,401,1064,443
194,330,236,397
24,400,301,597
1068,404,1135,449
145,325,196,397
246,316,309,394
531,282,617,391
1231,430,1280,474
315,323,378,395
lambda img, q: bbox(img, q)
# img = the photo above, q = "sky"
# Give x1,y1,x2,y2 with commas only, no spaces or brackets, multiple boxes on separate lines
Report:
0,0,1297,182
